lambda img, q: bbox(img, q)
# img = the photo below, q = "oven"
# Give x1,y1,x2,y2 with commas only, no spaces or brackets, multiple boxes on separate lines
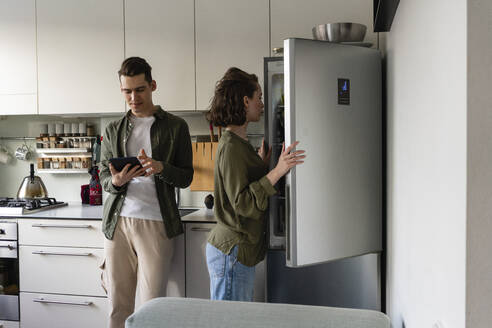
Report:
0,221,19,322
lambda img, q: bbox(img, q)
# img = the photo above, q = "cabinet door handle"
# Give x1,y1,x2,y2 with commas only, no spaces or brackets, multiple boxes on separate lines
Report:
0,244,16,250
190,227,212,232
32,250,92,257
31,223,92,229
33,297,93,306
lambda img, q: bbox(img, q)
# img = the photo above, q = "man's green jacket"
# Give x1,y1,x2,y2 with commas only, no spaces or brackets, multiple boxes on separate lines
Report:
99,107,194,240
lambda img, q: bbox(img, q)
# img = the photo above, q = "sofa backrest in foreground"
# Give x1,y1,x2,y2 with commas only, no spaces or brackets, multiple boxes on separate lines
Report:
125,297,390,328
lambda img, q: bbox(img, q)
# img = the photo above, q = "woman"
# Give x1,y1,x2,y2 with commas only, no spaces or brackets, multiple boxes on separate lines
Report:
205,67,305,301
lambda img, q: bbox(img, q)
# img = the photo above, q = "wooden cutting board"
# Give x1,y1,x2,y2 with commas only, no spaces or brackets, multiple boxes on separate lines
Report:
190,142,218,191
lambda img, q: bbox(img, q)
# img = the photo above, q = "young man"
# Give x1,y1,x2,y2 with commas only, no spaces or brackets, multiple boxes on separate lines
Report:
99,57,193,328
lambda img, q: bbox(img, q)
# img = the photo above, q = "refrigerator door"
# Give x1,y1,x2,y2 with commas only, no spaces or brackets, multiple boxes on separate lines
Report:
284,38,382,267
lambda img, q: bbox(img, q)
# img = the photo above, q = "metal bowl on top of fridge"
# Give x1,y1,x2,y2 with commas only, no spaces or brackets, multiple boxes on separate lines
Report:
312,22,367,42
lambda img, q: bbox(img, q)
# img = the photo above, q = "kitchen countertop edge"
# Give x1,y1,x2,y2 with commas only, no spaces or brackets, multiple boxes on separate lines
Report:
0,202,216,223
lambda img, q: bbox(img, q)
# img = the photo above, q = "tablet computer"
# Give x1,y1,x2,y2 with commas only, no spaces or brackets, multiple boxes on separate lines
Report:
109,156,143,172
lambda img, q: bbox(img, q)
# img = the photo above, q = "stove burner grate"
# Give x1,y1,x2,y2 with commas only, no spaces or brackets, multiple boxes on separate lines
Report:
0,197,63,210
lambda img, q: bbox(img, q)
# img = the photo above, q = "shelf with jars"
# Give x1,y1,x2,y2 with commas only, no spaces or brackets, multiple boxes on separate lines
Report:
35,136,98,174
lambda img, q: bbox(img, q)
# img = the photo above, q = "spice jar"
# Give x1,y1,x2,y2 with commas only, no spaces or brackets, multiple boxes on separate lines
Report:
40,124,48,137
56,140,66,148
65,157,72,169
64,123,72,137
36,137,43,149
42,137,49,148
49,136,57,148
37,158,44,169
71,123,79,137
55,123,64,137
71,157,81,169
86,125,95,137
48,123,56,137
82,157,91,169
59,157,66,169
43,158,51,169
51,158,60,169
79,122,87,136
73,138,80,148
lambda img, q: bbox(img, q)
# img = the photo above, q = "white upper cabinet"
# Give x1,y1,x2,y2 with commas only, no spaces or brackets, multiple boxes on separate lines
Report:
125,0,195,111
37,0,125,115
195,0,269,111
0,0,37,115
271,0,377,53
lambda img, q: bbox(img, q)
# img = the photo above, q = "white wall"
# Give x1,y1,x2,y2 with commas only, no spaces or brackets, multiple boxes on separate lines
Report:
385,0,467,327
466,0,492,327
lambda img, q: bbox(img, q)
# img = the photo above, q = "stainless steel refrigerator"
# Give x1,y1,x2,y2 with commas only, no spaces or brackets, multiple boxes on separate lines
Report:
264,38,382,310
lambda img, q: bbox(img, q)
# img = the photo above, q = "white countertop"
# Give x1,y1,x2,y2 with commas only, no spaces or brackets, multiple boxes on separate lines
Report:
180,208,216,223
0,202,216,222
0,202,103,219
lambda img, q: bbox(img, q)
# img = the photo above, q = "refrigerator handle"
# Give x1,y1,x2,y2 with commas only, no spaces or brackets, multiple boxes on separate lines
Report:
286,184,290,262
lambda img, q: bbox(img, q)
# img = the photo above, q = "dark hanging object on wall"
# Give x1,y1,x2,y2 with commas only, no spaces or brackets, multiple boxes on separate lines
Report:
373,0,400,32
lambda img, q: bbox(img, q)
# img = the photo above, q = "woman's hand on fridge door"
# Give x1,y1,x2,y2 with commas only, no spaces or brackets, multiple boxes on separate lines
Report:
266,141,305,186
258,138,272,165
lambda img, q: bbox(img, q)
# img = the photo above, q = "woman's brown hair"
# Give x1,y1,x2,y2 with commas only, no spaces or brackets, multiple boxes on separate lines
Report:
206,67,259,127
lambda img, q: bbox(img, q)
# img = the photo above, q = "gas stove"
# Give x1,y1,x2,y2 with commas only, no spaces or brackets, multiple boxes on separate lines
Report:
0,197,68,215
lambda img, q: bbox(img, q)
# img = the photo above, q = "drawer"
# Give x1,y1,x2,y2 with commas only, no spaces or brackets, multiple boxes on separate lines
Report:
0,241,17,259
0,320,19,328
20,292,107,328
0,221,17,241
19,219,103,247
19,246,105,296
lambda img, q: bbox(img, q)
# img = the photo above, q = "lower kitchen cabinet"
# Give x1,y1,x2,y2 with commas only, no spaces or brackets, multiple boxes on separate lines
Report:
18,219,107,327
185,222,213,299
19,246,105,296
20,292,107,328
166,233,185,297
185,222,265,301
0,320,19,328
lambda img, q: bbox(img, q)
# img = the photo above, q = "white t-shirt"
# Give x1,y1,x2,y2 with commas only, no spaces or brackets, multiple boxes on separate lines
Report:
120,115,162,221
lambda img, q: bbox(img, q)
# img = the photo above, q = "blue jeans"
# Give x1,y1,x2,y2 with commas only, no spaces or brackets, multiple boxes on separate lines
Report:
206,243,256,301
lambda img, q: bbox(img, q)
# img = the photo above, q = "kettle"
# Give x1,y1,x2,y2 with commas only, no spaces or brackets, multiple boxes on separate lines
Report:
16,164,48,199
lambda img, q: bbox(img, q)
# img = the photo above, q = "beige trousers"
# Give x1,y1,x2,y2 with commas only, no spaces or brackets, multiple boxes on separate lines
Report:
101,216,174,328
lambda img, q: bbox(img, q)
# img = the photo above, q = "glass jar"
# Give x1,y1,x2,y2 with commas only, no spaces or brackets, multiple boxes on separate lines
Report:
65,157,72,169
37,158,44,169
56,140,66,148
36,137,43,149
86,125,95,137
42,137,49,148
73,138,80,148
49,136,57,148
82,157,91,169
73,157,82,169
51,158,60,169
59,158,66,169
43,158,51,169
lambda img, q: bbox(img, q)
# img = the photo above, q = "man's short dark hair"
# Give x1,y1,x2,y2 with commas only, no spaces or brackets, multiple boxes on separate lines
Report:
118,57,153,84
206,67,259,127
